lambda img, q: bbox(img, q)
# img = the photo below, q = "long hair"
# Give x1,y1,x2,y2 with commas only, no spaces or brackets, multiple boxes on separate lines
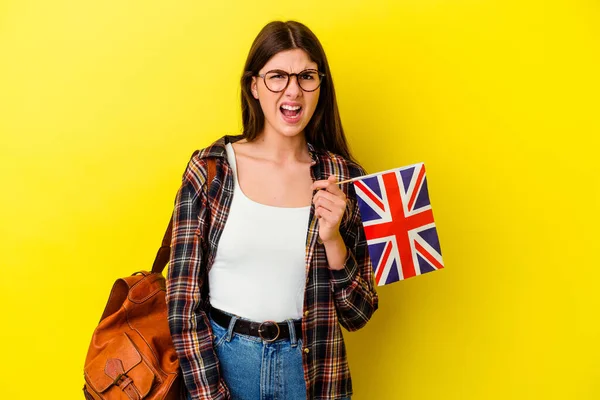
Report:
240,21,355,162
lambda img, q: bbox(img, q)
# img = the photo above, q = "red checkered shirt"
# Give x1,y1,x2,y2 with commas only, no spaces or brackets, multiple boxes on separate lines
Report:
166,135,379,400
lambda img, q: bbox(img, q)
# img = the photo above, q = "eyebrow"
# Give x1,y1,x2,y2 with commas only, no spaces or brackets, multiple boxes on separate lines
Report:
267,68,318,73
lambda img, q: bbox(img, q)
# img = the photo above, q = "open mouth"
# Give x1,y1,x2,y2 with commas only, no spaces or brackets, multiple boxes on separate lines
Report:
280,105,302,120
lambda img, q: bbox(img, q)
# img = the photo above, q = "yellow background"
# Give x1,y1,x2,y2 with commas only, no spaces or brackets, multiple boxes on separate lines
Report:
1,0,598,398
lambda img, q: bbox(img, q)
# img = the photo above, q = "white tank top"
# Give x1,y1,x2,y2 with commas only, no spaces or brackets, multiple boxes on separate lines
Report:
208,143,310,322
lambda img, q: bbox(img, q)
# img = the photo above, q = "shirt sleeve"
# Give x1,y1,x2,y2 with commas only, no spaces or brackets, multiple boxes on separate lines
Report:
329,167,379,332
166,163,230,400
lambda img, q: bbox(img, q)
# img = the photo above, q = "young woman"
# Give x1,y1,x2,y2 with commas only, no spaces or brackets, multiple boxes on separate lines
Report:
167,20,378,400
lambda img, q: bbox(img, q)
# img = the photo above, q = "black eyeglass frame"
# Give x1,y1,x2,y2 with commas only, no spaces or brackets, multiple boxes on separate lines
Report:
255,69,326,93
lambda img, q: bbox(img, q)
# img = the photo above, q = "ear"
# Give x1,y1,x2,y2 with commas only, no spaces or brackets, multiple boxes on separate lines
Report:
251,77,259,99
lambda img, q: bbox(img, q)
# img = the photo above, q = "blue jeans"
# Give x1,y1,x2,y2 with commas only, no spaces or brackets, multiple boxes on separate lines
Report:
186,312,351,400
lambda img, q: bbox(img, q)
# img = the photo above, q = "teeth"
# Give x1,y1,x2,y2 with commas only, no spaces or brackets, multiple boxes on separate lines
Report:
281,104,301,111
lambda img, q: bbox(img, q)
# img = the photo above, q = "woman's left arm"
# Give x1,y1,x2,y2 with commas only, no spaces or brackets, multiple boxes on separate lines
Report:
312,175,379,331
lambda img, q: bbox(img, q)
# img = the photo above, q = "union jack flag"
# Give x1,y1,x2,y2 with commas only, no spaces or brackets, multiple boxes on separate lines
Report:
352,163,444,285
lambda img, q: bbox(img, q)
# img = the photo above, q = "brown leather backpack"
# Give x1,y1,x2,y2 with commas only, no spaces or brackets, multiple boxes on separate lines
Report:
83,156,215,400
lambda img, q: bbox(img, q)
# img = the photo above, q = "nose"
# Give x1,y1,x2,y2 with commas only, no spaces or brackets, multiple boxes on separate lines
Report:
284,75,302,97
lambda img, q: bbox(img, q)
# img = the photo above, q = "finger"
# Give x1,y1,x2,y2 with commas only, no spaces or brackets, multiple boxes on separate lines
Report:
313,185,347,205
314,188,345,204
313,195,336,212
313,194,345,216
315,207,340,225
312,180,331,191
324,175,344,196
315,206,328,219
312,175,340,192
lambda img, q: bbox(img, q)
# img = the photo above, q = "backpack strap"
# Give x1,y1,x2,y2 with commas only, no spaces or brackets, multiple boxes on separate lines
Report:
151,156,217,274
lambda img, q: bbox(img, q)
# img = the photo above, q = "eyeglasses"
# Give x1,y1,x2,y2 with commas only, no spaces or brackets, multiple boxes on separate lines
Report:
256,69,326,93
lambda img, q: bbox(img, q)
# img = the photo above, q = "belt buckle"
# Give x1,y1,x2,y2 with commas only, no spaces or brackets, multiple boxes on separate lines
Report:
258,320,280,343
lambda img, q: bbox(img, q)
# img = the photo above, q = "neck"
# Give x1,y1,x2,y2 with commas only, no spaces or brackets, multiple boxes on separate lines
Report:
250,129,311,164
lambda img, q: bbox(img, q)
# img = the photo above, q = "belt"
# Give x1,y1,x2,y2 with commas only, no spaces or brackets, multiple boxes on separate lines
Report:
210,306,302,343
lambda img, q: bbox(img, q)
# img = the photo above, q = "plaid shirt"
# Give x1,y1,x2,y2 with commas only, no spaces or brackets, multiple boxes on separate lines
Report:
166,135,379,400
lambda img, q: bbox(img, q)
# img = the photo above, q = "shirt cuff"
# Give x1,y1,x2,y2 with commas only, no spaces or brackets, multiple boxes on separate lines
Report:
329,249,359,290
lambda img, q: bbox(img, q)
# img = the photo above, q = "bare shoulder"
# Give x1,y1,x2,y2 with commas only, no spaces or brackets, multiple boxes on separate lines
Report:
231,139,251,157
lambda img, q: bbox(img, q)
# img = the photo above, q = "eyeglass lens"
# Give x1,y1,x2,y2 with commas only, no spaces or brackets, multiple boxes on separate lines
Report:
264,70,322,92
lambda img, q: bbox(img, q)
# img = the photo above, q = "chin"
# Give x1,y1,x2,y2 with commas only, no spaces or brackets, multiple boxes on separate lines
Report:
273,121,308,138
276,128,306,139
264,114,310,139
280,127,304,136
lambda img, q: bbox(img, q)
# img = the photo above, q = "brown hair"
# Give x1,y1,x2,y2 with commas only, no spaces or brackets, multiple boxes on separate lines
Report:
240,20,355,162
